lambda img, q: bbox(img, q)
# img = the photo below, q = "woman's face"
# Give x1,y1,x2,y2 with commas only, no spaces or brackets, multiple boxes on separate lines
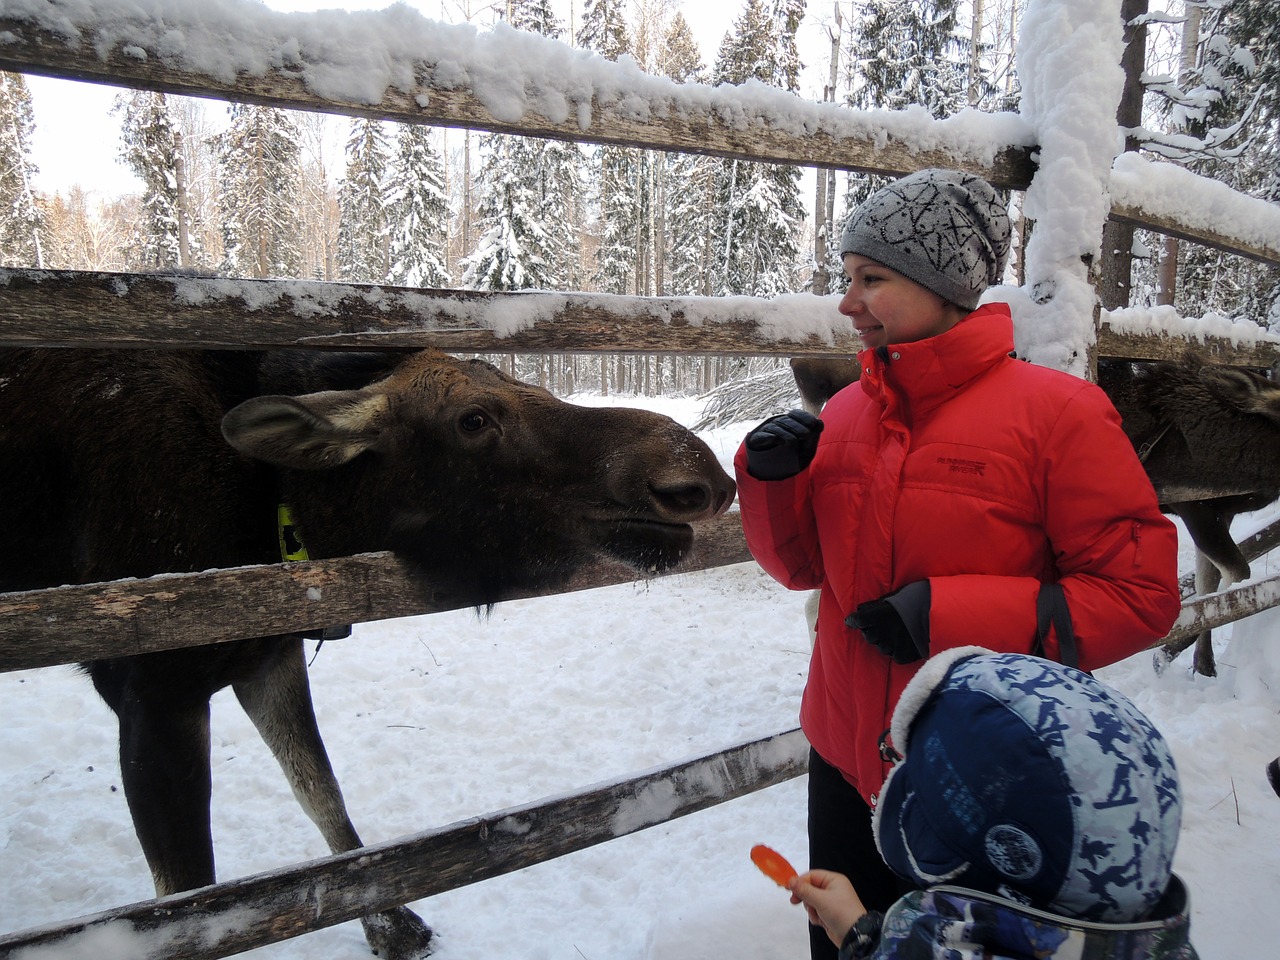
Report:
838,254,969,350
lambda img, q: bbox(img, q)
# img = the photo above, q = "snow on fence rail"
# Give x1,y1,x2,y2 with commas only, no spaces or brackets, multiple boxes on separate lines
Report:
3,267,1280,368
2,0,1280,956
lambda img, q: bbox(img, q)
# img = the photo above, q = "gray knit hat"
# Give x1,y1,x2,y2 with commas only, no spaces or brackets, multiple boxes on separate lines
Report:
839,169,1012,310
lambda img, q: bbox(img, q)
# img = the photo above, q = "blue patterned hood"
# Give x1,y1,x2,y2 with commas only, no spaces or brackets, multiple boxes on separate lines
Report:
871,879,1198,960
873,648,1183,923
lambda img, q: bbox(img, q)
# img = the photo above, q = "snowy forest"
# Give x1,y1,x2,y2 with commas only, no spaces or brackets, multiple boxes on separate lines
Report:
2,3,1280,955
1,0,1278,396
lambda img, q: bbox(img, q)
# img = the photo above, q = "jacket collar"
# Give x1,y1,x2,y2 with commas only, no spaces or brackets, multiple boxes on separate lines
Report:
881,876,1198,959
857,303,1015,418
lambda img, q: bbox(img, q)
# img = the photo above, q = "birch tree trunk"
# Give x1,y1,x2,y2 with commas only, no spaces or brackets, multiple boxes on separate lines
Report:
1158,3,1201,306
1098,0,1149,310
968,0,986,105
812,3,842,296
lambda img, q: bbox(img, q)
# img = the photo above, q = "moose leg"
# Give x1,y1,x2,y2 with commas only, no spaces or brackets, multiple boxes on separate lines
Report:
233,638,433,959
1192,551,1224,677
95,674,217,896
1170,500,1254,677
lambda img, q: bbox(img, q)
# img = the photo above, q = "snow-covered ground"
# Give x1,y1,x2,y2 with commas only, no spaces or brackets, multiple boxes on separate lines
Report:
1,393,1277,960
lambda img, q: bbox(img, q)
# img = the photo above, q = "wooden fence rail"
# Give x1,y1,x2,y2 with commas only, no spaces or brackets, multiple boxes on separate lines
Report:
1161,574,1280,656
0,729,810,959
2,9,1277,269
0,513,751,672
4,268,1278,367
7,523,1273,681
0,268,858,357
0,14,1037,189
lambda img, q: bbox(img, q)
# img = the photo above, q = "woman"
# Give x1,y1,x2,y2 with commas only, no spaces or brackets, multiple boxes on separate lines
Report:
733,168,1181,960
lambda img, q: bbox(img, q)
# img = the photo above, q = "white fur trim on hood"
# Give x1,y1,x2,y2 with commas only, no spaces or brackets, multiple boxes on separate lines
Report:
888,646,993,754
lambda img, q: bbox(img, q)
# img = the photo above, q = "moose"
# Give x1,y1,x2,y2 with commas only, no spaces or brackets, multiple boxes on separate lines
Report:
789,352,1280,677
0,347,736,959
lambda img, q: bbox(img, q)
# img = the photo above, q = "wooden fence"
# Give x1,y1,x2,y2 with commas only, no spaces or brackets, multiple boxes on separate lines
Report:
2,2,1280,956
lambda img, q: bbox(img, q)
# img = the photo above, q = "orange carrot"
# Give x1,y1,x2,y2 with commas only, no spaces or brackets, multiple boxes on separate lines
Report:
750,843,798,887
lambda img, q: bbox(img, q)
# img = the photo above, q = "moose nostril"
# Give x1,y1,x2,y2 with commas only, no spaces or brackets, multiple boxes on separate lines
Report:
653,482,712,516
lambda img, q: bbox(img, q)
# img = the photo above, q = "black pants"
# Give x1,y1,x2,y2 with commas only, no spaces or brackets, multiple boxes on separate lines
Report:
806,748,913,960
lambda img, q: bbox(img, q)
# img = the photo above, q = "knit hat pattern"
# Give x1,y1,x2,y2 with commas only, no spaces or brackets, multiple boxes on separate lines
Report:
839,169,1012,310
873,648,1181,923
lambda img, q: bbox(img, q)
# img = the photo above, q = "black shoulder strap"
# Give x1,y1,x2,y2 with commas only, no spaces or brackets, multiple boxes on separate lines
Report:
1035,582,1079,669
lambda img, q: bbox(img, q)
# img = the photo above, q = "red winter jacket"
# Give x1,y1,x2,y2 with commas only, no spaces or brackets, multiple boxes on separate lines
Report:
734,304,1180,804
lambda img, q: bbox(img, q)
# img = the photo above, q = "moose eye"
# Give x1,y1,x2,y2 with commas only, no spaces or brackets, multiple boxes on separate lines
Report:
459,411,489,433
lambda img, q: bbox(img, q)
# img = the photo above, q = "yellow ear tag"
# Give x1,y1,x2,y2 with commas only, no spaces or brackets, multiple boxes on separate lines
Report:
277,504,311,562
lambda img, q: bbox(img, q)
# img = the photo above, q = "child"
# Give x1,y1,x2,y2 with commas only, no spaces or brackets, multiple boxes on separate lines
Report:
733,168,1181,958
788,648,1198,960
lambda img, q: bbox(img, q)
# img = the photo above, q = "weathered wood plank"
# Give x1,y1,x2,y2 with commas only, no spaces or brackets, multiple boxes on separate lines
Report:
1158,573,1280,654
1096,327,1280,368
0,268,856,356
1109,202,1280,268
0,15,1035,188
0,513,753,673
1237,517,1280,567
0,728,809,960
5,268,1279,364
1175,516,1280,596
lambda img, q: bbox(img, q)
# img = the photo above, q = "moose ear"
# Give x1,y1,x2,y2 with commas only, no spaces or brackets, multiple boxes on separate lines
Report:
1200,368,1280,425
222,391,390,470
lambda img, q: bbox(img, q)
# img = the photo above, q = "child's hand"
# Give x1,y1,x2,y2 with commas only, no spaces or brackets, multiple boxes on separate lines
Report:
787,869,867,948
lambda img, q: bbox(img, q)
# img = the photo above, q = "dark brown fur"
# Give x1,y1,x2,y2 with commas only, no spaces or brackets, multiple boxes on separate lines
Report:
0,347,735,958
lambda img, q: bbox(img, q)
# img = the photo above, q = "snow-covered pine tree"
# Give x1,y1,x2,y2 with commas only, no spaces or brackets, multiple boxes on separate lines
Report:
509,0,558,36
0,71,44,268
214,103,304,278
534,129,586,288
514,0,584,289
462,0,583,292
595,145,642,293
580,0,639,295
772,0,806,92
579,0,629,62
460,133,555,290
1141,0,1280,327
114,90,188,270
845,0,970,115
765,0,807,294
386,123,450,288
660,13,716,297
709,0,804,297
336,117,393,283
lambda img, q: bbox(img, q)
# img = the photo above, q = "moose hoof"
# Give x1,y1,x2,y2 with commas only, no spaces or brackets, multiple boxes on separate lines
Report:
360,906,433,959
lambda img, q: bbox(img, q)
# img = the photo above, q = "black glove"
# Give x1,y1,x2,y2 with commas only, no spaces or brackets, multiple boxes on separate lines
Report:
846,581,931,664
744,410,824,481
